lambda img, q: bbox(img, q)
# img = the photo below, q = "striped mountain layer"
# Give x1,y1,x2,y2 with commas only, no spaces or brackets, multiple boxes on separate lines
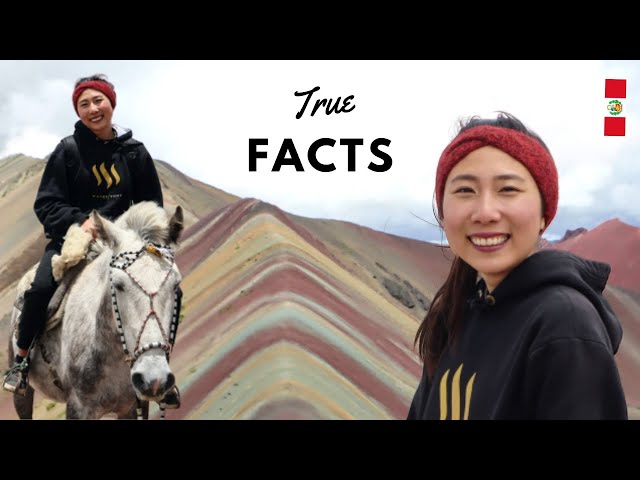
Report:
157,198,449,419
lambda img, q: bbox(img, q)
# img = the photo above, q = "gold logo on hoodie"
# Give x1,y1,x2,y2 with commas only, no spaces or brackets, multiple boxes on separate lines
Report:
439,364,476,420
92,163,121,189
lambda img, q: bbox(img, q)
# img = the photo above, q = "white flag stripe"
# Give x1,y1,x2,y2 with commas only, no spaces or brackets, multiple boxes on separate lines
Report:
605,98,626,118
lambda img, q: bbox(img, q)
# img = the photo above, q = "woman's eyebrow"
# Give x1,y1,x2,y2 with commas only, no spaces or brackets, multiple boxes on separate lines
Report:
449,174,478,183
449,173,526,183
495,174,526,182
79,95,103,104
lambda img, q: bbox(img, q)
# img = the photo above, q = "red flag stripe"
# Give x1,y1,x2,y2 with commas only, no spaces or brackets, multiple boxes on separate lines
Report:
604,117,625,136
605,79,626,98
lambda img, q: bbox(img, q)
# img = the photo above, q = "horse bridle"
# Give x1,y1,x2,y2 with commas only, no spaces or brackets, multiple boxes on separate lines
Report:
109,242,180,419
108,243,179,368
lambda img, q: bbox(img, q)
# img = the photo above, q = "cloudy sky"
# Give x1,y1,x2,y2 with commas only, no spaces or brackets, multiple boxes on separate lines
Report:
1,60,638,242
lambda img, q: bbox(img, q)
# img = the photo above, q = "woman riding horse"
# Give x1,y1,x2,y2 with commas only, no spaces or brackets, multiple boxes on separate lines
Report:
3,74,182,409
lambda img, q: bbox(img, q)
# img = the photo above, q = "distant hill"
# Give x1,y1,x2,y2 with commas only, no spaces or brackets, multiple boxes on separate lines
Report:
551,218,640,292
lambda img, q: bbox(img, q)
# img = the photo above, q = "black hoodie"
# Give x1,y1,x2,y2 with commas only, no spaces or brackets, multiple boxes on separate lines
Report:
407,249,628,420
34,120,163,240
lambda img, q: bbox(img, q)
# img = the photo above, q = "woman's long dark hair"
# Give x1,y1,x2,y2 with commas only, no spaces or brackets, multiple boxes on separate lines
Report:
414,112,550,379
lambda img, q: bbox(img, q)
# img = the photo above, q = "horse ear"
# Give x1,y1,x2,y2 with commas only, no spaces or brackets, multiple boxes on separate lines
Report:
92,210,118,247
168,206,184,244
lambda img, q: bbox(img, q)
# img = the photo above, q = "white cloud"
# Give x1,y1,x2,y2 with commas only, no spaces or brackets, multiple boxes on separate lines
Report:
0,127,60,159
611,184,640,215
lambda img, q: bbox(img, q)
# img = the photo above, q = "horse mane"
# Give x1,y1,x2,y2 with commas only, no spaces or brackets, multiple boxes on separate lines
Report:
115,201,173,245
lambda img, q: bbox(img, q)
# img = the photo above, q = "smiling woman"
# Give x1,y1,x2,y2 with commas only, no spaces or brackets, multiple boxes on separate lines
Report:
72,75,118,141
442,146,547,292
407,112,628,420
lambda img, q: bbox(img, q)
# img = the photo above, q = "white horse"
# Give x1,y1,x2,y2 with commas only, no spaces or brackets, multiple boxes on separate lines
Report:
7,201,183,419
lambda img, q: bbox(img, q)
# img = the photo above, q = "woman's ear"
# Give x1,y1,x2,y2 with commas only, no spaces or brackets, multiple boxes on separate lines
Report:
540,218,546,234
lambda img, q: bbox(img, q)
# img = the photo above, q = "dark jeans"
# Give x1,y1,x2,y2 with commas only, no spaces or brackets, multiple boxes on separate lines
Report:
17,239,185,352
17,239,62,351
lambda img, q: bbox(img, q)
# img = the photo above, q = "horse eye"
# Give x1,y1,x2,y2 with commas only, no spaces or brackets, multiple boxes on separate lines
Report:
115,284,125,292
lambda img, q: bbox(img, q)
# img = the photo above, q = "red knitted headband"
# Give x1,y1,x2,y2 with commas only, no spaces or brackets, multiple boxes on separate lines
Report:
435,125,558,229
72,80,117,115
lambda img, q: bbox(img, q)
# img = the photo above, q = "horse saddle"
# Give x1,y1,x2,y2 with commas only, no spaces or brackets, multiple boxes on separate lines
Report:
13,225,94,335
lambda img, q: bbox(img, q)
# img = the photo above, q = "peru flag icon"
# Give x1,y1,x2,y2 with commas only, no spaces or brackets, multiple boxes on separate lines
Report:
604,79,626,136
